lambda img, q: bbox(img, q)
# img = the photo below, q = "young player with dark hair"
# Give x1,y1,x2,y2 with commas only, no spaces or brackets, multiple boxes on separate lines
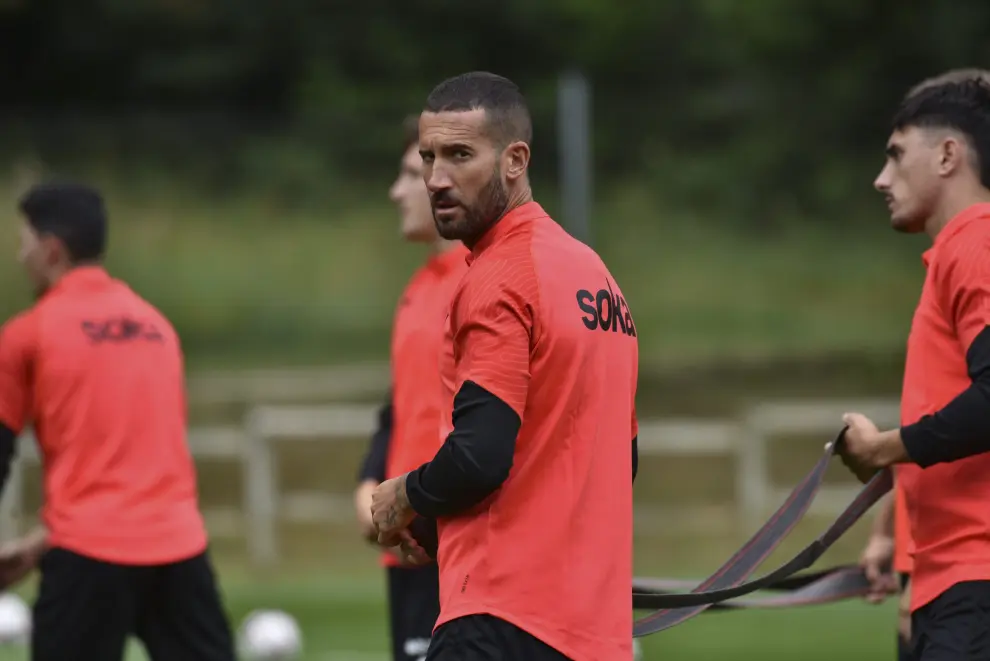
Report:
0,181,236,661
840,74,990,660
855,68,990,661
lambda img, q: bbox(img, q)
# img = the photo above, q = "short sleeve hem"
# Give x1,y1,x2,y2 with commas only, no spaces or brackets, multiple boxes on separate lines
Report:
0,313,34,434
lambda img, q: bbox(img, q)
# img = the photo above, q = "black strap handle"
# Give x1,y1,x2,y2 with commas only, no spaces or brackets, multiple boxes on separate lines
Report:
633,427,893,636
633,563,873,611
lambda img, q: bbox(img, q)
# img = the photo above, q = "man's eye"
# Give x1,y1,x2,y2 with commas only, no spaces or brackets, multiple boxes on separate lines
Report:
454,150,470,159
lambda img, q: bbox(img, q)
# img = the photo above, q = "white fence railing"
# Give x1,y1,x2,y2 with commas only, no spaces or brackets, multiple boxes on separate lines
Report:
187,364,390,406
0,397,900,567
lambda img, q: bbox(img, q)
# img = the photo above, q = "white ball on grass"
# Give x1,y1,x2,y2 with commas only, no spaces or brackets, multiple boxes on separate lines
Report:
0,592,30,646
237,609,303,661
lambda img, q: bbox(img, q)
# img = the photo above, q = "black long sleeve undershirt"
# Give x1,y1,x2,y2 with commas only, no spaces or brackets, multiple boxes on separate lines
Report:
356,392,392,483
405,381,519,519
405,380,641,519
0,424,15,496
902,325,990,467
632,434,639,482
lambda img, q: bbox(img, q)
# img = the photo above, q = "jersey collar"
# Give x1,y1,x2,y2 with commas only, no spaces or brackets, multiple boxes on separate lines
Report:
922,202,990,268
48,265,113,295
467,201,547,266
428,243,470,275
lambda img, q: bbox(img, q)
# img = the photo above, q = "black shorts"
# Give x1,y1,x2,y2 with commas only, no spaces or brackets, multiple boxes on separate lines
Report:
910,580,990,661
387,564,441,661
425,614,570,661
32,546,236,661
898,572,911,661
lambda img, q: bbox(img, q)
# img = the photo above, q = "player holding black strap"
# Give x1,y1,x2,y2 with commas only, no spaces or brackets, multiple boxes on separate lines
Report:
840,73,990,661
855,68,990,661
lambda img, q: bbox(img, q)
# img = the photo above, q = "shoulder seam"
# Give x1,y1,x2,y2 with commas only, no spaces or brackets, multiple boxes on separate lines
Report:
0,308,38,368
937,229,990,274
524,225,543,346
3,307,38,335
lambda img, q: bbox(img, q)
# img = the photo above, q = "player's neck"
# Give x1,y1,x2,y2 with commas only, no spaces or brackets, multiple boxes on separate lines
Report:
507,185,534,211
44,263,74,288
432,238,460,255
44,261,103,289
926,185,990,241
459,186,536,251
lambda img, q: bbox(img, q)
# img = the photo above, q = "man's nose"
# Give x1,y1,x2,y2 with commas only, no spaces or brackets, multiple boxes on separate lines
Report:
426,165,452,192
874,165,891,192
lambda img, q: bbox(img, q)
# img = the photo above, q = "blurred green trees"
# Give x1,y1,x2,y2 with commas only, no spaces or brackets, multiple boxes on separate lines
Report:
2,0,989,221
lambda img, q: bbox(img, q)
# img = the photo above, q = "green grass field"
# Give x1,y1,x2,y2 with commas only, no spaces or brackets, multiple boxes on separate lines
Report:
0,502,902,661
0,567,900,661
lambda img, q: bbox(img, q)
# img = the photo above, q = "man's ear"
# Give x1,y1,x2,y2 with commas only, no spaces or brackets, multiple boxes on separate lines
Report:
938,136,965,177
503,142,530,183
38,234,67,267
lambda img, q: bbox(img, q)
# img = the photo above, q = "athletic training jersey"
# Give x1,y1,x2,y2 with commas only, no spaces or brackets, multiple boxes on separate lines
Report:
380,244,468,567
898,203,990,610
431,202,639,661
0,266,207,564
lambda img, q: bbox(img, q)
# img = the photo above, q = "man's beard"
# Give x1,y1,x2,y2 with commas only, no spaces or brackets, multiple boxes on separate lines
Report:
433,170,509,245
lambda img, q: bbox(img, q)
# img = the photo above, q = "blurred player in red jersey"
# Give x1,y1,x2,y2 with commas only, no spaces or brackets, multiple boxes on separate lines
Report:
370,72,639,661
860,493,913,659
0,181,235,661
354,116,468,661
840,74,990,660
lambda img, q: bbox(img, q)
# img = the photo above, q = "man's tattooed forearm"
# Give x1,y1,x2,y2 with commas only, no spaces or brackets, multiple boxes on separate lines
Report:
381,475,412,532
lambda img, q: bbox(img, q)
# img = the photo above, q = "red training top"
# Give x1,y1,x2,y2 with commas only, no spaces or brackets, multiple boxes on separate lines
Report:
435,202,639,661
0,266,207,565
381,244,469,567
899,203,990,610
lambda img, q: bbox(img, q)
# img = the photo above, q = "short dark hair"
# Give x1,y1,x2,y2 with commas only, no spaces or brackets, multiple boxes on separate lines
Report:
906,69,990,99
893,76,990,188
402,114,419,150
424,71,532,146
18,181,107,263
